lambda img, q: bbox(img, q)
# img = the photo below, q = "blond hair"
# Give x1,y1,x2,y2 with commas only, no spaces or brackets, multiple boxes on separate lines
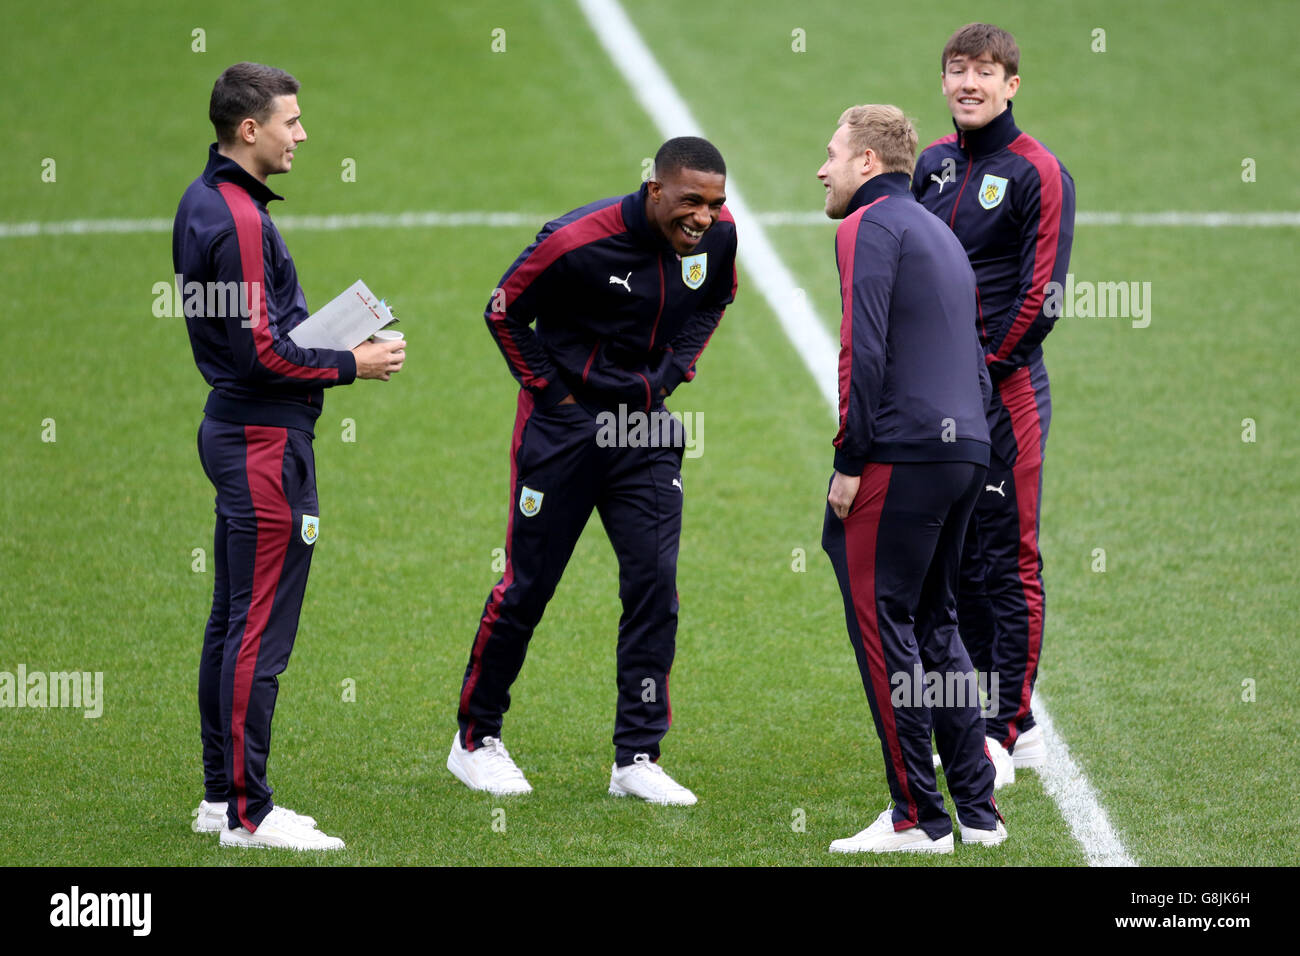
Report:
836,105,919,176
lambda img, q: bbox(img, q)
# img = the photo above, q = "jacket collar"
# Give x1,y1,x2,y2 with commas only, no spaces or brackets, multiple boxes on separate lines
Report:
845,171,913,217
954,101,1021,158
201,143,283,205
622,181,672,250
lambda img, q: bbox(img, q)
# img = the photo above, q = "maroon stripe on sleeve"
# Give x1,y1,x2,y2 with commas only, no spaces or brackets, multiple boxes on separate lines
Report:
502,204,626,305
831,199,885,449
487,203,626,389
993,137,1065,362
921,132,959,152
216,183,338,383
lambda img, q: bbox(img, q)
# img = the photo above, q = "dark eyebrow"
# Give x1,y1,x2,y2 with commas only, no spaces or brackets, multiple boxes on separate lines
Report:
287,114,301,124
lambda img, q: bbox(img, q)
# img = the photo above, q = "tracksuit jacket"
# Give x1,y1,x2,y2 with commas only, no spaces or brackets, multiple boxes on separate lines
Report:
485,181,738,414
911,103,1075,381
832,172,991,475
173,145,356,435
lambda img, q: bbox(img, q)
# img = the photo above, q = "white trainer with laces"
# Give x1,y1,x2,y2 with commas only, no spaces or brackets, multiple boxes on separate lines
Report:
608,753,697,806
192,799,317,833
447,734,533,795
219,806,345,851
829,807,954,854
958,818,1008,846
1010,724,1046,769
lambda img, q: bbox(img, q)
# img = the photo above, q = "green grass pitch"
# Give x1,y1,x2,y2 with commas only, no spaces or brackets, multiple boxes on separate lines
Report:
0,0,1296,867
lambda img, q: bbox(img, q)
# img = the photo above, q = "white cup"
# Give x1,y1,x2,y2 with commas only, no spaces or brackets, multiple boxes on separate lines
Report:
371,329,404,344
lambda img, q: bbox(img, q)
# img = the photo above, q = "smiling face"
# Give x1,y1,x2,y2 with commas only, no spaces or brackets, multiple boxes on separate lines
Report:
942,52,1019,130
646,166,727,254
248,94,307,181
817,123,872,220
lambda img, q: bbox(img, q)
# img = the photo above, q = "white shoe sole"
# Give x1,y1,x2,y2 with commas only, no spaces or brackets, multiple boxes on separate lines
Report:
607,781,697,806
219,829,344,851
829,834,954,854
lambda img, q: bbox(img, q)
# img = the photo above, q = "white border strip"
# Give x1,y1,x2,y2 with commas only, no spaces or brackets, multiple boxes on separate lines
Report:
577,0,1137,867
2,209,1293,239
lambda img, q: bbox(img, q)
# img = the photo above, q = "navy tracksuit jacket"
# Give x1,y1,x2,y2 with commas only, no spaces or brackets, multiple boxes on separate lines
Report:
821,173,999,838
913,104,1075,748
458,182,738,766
174,145,356,831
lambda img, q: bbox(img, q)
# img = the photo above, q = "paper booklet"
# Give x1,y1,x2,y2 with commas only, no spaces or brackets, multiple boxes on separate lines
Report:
288,279,399,350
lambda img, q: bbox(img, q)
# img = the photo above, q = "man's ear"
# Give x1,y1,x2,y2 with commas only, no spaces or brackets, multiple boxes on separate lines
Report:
238,117,258,145
861,147,877,176
647,179,662,202
1005,74,1021,98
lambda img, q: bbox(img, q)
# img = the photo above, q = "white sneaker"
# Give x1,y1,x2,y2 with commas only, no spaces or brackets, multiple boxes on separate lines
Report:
958,818,1008,846
608,753,697,806
192,799,317,833
829,807,953,854
447,734,533,795
219,806,344,851
932,739,1014,790
1010,725,1046,768
987,736,1016,789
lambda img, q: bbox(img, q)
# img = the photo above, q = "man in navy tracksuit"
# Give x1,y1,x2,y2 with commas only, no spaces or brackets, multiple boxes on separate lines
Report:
818,105,1004,853
913,24,1075,767
448,137,737,805
174,63,405,850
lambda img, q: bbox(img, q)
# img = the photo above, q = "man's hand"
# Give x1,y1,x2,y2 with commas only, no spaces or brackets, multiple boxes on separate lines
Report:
828,469,861,520
352,339,406,381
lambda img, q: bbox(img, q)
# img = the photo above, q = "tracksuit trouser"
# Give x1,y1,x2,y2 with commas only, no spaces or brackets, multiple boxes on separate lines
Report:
958,361,1051,750
823,460,1000,839
458,391,685,767
197,417,318,832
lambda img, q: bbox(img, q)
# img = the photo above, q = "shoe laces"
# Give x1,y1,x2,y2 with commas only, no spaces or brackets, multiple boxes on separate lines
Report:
480,737,527,778
267,806,303,826
631,753,666,776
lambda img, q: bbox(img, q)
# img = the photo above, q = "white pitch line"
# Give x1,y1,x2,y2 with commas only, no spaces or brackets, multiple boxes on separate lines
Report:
578,0,1137,867
2,209,1295,240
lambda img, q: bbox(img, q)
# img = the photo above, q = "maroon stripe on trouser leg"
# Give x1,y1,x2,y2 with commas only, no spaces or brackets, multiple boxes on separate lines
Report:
460,389,535,749
232,425,291,831
843,464,920,830
997,370,1046,747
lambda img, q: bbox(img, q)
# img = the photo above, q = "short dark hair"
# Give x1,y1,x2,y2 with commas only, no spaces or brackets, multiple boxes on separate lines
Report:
210,62,300,146
941,23,1020,78
652,136,726,180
